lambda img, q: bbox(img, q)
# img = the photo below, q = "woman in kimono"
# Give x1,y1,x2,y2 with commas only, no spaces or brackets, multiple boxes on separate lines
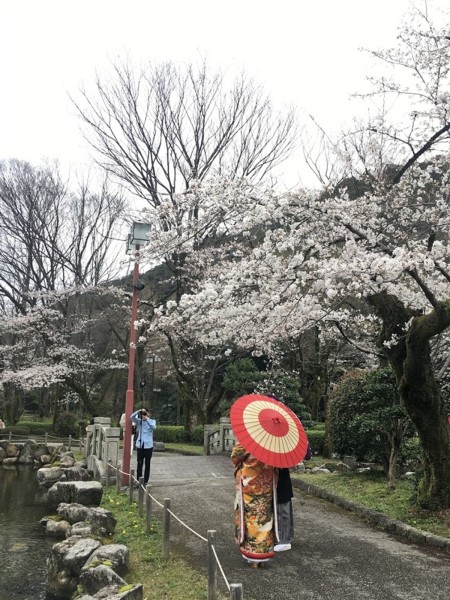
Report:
231,442,277,567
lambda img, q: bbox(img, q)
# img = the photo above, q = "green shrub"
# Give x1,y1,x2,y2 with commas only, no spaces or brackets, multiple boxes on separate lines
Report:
154,425,204,445
54,412,79,437
312,422,326,430
154,426,191,444
329,368,415,468
399,436,422,468
305,429,325,455
7,426,31,436
6,421,52,436
190,426,204,445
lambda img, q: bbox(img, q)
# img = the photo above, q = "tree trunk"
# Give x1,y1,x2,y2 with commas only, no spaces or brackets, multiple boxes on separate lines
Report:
387,444,400,491
298,327,323,420
368,293,450,508
3,383,23,424
322,395,333,459
400,325,450,508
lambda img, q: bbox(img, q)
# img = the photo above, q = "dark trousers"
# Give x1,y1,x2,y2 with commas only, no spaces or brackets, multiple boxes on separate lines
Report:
277,500,294,544
136,447,153,484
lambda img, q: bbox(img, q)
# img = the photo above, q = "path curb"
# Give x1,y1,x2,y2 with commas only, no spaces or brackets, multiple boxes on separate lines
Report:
292,478,450,553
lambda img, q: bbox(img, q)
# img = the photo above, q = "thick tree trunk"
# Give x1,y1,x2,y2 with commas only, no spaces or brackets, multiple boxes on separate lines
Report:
298,327,323,420
400,322,450,508
367,293,450,508
3,383,23,424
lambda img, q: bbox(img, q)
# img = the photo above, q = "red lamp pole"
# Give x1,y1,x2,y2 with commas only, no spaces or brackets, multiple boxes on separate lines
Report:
122,244,140,485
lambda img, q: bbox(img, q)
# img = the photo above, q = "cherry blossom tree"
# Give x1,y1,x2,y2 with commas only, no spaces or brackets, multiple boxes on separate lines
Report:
143,6,450,507
0,160,129,422
74,61,297,422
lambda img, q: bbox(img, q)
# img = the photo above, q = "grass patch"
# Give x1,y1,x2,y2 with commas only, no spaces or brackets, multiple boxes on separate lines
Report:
296,468,450,538
164,443,204,455
100,487,227,600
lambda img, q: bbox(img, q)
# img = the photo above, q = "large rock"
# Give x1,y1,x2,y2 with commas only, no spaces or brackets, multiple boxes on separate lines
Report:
57,504,116,536
77,583,143,599
59,452,76,468
335,462,352,473
68,522,94,538
46,564,78,598
17,440,37,464
79,565,126,596
37,467,66,488
83,544,129,577
48,481,103,509
58,503,91,523
64,537,102,574
88,507,117,536
5,443,19,457
32,442,51,460
47,536,100,598
45,519,72,538
62,465,92,482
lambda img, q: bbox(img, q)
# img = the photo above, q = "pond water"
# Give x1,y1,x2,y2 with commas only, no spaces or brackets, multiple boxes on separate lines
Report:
0,465,55,599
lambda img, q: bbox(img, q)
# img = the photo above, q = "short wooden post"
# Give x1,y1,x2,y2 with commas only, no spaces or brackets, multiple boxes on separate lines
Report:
8,431,12,442
116,462,122,494
138,477,144,517
129,468,135,504
79,437,82,452
105,460,111,487
162,498,171,560
68,435,72,450
230,583,243,599
44,432,48,444
145,484,152,531
207,530,217,600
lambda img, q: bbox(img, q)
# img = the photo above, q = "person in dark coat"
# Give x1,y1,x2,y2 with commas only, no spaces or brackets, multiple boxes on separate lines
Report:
267,393,311,552
275,467,295,551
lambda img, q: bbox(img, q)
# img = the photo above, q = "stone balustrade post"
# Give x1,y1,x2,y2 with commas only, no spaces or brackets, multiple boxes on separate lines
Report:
101,426,120,473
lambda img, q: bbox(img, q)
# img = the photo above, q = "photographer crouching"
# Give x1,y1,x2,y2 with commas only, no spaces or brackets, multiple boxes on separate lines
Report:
130,408,157,486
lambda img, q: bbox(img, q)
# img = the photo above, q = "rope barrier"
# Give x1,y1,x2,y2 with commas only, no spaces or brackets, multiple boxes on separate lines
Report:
167,509,208,542
211,543,231,591
116,464,164,507
109,459,234,593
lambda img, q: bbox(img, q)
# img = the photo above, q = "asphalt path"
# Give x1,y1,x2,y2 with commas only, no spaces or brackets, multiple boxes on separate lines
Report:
135,452,450,600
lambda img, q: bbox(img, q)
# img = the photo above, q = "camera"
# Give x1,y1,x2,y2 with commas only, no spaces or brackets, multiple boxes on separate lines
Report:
138,409,148,418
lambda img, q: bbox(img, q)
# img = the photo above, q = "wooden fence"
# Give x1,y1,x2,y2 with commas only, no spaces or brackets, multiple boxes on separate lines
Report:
107,461,244,600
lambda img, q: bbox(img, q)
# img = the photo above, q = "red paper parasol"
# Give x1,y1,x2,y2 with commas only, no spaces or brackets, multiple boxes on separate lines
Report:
230,394,309,468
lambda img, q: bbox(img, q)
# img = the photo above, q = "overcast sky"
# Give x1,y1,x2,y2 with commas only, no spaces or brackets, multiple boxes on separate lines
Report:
0,0,447,188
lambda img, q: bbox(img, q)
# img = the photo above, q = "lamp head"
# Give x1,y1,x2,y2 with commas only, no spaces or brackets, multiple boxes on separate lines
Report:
134,280,145,291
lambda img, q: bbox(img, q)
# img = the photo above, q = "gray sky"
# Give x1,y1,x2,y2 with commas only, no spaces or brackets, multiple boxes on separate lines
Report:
0,0,447,187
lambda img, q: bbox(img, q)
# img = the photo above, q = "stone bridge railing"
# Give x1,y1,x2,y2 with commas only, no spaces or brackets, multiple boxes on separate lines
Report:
203,417,236,455
84,417,120,482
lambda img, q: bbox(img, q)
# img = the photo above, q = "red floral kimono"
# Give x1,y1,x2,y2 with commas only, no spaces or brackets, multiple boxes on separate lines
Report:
231,443,278,562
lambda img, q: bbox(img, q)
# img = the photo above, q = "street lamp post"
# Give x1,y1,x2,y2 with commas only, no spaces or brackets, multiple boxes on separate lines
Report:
122,222,150,485
145,354,162,416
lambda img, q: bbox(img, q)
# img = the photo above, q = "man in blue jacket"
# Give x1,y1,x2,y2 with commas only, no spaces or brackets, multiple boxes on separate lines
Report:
131,408,156,485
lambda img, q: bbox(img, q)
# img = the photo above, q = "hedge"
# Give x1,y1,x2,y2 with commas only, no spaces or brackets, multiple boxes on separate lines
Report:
4,420,85,438
5,422,53,436
305,428,325,455
154,425,204,445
